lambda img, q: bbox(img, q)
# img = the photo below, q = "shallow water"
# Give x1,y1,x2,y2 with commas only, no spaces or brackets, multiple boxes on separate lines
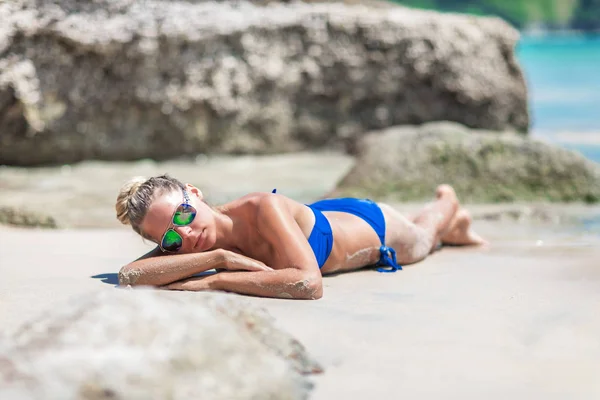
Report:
517,34,600,162
518,34,600,133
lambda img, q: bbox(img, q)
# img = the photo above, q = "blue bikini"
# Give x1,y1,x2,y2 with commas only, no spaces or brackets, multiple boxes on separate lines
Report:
271,189,401,272
306,198,402,273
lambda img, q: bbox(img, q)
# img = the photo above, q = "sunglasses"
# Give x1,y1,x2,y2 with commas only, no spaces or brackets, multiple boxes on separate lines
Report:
159,190,197,253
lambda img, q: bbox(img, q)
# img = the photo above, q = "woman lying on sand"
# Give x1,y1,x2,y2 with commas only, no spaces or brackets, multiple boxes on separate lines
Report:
116,175,486,299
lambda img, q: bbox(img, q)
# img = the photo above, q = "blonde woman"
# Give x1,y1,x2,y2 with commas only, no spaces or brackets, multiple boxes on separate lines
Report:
116,175,485,299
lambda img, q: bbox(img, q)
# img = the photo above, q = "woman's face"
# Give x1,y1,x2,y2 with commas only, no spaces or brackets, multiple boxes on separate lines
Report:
140,185,215,253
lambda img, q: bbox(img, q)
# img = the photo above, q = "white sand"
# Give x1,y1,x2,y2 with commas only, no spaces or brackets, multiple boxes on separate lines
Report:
2,152,599,397
1,221,599,399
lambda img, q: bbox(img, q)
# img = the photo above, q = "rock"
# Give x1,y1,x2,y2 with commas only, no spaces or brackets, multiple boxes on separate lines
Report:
0,0,527,165
333,122,600,203
0,207,58,228
0,290,319,400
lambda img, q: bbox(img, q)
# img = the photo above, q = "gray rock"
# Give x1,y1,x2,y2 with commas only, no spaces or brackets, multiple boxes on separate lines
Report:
0,290,319,400
0,207,58,228
0,0,527,165
334,122,600,203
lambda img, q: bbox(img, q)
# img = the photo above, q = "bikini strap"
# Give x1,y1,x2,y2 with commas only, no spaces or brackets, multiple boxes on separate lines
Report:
376,246,402,273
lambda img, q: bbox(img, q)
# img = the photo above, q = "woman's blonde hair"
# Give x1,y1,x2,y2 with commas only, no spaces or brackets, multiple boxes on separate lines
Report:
115,175,185,238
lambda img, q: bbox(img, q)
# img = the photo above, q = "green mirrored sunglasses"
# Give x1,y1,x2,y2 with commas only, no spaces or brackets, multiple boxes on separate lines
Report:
159,190,197,253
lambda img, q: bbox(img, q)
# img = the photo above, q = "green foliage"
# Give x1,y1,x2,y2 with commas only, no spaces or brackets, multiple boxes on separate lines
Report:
392,0,599,30
572,0,600,30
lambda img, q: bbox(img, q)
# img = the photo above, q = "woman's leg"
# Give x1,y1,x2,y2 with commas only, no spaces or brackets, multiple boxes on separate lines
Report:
378,185,465,265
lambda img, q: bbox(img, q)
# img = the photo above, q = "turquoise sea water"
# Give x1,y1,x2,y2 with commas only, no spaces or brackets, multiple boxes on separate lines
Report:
516,34,600,163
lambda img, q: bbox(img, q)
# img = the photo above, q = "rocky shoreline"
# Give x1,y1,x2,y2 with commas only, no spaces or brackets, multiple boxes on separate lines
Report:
2,0,598,208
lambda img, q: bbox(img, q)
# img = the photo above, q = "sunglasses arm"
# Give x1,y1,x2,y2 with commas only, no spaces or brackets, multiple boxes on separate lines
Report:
118,248,229,287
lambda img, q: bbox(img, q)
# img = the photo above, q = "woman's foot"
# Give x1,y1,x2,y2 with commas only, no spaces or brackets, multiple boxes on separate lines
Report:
440,208,488,246
430,184,460,227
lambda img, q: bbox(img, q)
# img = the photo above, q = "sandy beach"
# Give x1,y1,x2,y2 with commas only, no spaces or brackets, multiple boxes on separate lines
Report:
1,153,600,398
2,219,599,399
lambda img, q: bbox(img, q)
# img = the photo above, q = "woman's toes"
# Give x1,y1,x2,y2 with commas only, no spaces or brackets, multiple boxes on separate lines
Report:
435,184,456,200
441,208,487,246
466,230,489,246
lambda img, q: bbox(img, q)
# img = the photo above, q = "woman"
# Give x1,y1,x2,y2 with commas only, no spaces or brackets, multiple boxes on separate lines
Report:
116,175,486,299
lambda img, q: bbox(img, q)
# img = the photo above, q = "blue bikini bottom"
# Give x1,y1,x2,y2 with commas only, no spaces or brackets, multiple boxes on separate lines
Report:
306,198,402,273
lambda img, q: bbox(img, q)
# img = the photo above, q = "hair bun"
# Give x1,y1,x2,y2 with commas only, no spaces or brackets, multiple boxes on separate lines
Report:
115,176,147,225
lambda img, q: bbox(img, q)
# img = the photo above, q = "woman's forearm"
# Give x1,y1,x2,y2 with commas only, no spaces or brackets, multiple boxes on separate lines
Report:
166,268,323,300
118,249,225,287
217,269,323,299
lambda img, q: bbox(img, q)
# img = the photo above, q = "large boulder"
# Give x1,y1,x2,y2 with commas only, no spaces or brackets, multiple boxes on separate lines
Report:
0,0,527,165
0,290,320,399
334,122,600,203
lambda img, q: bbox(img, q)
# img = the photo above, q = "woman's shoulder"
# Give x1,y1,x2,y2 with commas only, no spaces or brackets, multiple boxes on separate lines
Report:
230,192,313,238
233,192,275,206
231,191,295,204
229,192,305,216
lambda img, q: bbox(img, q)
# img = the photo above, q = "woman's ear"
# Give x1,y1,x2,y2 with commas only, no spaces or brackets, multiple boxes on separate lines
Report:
185,184,203,201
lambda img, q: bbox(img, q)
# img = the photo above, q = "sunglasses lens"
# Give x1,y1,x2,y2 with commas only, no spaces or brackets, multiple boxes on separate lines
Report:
162,229,183,252
173,204,196,226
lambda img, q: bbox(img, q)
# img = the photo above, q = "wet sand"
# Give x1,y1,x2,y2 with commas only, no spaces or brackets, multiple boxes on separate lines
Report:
1,153,600,398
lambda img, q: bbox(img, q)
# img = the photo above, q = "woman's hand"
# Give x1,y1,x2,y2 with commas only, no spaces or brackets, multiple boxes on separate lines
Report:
161,275,215,291
220,249,273,272
161,251,273,292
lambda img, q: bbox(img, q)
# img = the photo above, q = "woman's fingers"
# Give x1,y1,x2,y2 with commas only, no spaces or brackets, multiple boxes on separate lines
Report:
248,260,273,271
162,281,186,290
162,276,208,291
227,260,273,272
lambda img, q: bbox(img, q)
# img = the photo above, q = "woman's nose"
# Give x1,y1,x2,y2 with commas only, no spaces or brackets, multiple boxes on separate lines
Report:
174,225,193,240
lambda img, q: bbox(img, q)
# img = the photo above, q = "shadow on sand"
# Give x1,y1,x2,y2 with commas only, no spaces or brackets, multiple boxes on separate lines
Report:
91,273,119,285
90,270,218,287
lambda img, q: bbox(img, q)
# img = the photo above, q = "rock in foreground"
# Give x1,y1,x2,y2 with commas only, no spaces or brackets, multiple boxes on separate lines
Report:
335,122,600,203
0,290,319,400
0,0,527,165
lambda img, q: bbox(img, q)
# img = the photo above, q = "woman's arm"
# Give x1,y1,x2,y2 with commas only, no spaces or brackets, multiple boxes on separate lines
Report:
118,248,271,287
164,195,323,299
164,268,321,300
